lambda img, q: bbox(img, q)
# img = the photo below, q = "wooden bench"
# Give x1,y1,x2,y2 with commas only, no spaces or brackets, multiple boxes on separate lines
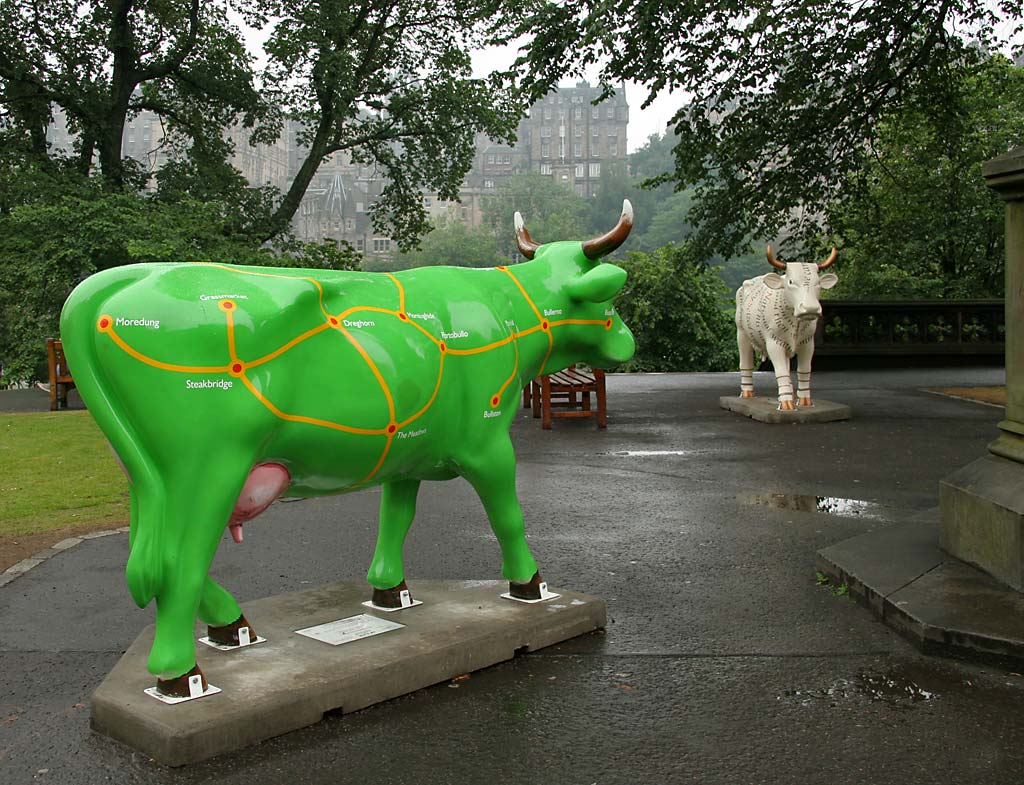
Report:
523,366,607,429
46,338,76,411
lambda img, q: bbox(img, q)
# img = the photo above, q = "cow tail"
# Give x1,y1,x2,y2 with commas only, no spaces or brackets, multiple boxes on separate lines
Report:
59,267,165,608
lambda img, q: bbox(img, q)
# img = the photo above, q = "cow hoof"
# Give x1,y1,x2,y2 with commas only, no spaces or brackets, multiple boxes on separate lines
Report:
372,580,413,609
207,614,257,647
798,397,814,407
777,400,795,411
740,391,755,399
156,664,207,699
509,572,545,600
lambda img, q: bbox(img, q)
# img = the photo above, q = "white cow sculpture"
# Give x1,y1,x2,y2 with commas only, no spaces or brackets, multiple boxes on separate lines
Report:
734,246,838,411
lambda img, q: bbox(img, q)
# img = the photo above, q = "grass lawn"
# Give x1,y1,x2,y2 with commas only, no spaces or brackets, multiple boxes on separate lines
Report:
0,410,129,538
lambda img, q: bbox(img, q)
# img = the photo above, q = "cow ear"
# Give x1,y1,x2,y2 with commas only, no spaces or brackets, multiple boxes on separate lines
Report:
819,273,838,290
762,273,785,290
568,264,628,303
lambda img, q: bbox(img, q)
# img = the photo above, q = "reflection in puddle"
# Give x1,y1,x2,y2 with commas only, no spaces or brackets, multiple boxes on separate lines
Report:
780,669,938,709
609,450,693,456
741,493,885,519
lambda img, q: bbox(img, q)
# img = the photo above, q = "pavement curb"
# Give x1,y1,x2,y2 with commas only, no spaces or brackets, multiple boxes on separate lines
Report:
817,520,1024,670
0,527,129,587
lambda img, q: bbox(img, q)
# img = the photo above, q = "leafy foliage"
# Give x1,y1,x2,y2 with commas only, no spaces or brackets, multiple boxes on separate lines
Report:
827,56,1022,299
259,0,531,247
0,183,358,384
378,220,504,271
511,0,1024,261
482,173,591,258
0,0,261,189
614,244,735,372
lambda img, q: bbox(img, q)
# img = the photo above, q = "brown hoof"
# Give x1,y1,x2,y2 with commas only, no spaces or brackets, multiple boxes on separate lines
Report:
207,614,257,647
778,399,795,411
509,572,544,600
372,580,412,609
156,664,207,699
740,391,755,398
798,397,814,407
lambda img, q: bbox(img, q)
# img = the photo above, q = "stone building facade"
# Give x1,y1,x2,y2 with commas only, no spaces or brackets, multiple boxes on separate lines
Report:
44,81,628,260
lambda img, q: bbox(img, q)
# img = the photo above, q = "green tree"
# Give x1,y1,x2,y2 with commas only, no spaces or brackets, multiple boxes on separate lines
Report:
827,56,1021,299
384,220,503,270
614,244,735,372
257,0,528,246
0,1,261,190
0,183,359,384
482,174,590,258
512,0,1024,261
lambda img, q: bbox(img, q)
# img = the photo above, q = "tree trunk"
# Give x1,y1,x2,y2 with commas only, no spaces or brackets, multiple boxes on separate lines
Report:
260,116,335,242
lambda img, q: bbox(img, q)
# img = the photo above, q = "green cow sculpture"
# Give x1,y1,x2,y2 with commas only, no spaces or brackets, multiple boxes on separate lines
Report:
59,202,636,697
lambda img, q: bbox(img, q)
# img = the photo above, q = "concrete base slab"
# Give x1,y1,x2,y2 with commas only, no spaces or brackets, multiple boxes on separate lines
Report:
818,522,1024,669
90,580,605,766
719,396,851,424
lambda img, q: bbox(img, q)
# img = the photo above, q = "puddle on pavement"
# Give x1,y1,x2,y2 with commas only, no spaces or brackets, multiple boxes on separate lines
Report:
780,667,938,710
608,449,693,457
741,492,886,519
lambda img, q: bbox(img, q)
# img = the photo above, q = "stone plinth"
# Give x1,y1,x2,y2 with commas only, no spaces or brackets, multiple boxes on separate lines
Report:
91,580,605,766
719,396,851,424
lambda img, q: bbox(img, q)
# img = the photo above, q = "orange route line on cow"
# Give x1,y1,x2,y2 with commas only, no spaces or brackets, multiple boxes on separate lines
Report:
237,374,387,436
199,263,331,320
97,264,615,487
496,266,556,373
97,316,230,374
397,351,446,430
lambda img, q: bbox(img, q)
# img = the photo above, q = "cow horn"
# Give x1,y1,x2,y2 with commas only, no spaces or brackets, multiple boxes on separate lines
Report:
766,245,786,270
818,247,838,269
514,212,540,260
581,199,634,260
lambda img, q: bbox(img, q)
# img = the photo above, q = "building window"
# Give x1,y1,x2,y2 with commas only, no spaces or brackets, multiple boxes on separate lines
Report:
606,106,615,118
423,196,433,207
591,126,600,138
356,238,365,251
540,126,551,138
373,238,391,253
461,206,469,220
345,218,356,232
589,162,601,177
484,179,495,188
500,154,512,164
574,106,582,120
574,126,582,137
575,163,585,177
573,142,582,158
540,162,552,175
592,143,600,159
544,106,552,120
575,183,586,196
592,105,599,119
486,155,495,164
541,140,550,158
609,138,619,157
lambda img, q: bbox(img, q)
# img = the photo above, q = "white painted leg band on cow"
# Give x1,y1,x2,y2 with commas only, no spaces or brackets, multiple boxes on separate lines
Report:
740,368,754,391
797,372,811,396
775,373,794,400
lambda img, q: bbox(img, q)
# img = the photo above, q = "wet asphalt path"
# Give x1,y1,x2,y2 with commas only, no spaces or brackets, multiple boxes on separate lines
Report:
3,368,1023,784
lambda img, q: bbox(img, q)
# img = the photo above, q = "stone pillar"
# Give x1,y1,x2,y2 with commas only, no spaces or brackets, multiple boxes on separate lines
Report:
940,146,1024,591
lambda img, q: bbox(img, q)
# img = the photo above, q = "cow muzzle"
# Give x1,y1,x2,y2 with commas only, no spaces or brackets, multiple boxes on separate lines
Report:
796,306,822,320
